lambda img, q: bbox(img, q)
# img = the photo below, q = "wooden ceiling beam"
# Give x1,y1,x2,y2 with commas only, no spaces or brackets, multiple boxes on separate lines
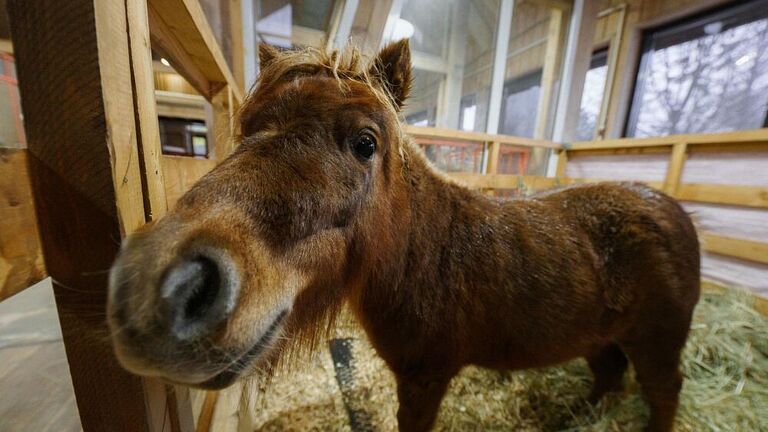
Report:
147,0,243,102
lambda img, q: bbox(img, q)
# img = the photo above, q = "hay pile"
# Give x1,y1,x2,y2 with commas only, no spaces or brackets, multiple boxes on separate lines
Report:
241,289,767,431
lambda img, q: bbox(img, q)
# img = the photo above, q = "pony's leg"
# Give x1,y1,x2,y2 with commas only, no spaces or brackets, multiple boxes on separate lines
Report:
621,315,690,432
586,342,628,403
395,372,453,432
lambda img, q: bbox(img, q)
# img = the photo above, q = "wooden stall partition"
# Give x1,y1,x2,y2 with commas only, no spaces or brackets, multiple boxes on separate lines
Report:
434,126,768,298
6,0,245,429
7,1,165,431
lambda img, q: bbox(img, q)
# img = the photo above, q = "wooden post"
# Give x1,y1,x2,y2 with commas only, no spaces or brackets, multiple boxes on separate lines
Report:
7,1,187,431
485,141,501,175
127,0,169,219
209,86,234,159
664,142,688,195
555,149,568,178
534,7,564,140
484,141,501,196
228,0,245,90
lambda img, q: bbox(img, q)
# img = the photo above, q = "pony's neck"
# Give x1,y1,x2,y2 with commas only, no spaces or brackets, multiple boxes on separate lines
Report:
371,137,496,290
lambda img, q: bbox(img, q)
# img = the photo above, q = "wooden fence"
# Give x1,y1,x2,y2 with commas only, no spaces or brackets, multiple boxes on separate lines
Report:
405,126,768,270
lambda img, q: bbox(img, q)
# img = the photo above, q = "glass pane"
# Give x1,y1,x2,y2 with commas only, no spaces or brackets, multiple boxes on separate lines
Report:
192,136,208,157
499,71,541,137
399,0,500,131
626,0,768,137
404,69,444,127
257,1,335,48
500,0,567,138
399,0,451,57
576,50,609,141
159,117,208,157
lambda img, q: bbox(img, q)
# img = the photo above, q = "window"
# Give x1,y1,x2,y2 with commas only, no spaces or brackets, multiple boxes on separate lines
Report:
576,49,609,141
626,0,768,137
499,70,542,138
459,95,477,131
398,0,499,131
499,1,569,139
159,117,208,157
404,69,443,127
256,0,337,48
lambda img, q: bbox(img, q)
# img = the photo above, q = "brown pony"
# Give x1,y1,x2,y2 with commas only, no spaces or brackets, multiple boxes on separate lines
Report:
108,40,700,432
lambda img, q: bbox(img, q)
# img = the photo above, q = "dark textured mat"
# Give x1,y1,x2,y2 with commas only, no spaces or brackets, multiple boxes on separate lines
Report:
329,338,376,432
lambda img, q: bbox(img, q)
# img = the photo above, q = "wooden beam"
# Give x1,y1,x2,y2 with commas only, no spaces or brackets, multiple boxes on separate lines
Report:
7,0,155,430
676,183,768,209
405,125,562,149
208,86,234,159
148,3,223,99
663,142,687,195
195,391,219,432
228,0,245,90
701,232,768,265
485,141,501,175
571,128,768,150
534,7,563,139
127,0,169,220
161,156,218,208
555,149,568,178
147,0,243,102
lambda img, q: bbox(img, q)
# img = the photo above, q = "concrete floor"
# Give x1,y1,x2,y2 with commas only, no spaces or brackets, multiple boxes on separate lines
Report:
0,278,81,431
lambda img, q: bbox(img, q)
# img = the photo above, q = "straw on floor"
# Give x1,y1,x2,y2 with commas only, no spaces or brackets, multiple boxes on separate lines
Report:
240,288,767,431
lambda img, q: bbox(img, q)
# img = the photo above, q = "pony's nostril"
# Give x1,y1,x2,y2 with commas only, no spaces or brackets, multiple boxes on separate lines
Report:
181,257,220,321
161,254,235,340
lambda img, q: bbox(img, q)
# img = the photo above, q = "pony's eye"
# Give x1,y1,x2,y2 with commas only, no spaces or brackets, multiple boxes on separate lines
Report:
352,133,376,160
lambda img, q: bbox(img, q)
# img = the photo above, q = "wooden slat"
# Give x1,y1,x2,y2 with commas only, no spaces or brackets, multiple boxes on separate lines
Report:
208,87,234,159
195,391,219,432
0,148,45,301
663,142,687,195
147,0,243,102
701,232,768,265
404,125,562,149
228,0,244,90
676,183,768,209
156,90,207,120
128,0,169,220
555,149,568,178
485,141,501,175
450,173,561,190
7,0,155,430
570,128,768,150
161,156,218,208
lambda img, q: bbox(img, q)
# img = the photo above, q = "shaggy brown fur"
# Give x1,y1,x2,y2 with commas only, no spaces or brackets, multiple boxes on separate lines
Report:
108,41,700,432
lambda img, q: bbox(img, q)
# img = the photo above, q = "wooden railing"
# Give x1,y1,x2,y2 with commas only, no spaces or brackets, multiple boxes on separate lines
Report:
404,126,768,268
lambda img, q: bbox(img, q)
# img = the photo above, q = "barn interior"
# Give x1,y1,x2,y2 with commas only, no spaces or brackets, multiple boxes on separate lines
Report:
0,0,766,431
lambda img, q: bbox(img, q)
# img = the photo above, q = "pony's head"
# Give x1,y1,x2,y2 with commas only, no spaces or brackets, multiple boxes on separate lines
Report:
108,40,414,388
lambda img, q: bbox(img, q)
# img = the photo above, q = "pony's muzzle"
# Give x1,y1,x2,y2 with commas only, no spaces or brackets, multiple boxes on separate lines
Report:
160,250,239,341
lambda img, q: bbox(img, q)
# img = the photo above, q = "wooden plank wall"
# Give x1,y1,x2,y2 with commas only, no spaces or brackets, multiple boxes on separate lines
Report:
417,125,768,297
7,1,158,430
162,156,218,208
0,148,44,301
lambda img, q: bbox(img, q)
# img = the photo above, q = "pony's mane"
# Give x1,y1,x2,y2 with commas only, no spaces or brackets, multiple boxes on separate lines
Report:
239,44,413,166
242,45,398,115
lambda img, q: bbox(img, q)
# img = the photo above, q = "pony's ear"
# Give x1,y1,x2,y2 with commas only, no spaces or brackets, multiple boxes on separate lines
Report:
369,39,412,109
259,43,279,69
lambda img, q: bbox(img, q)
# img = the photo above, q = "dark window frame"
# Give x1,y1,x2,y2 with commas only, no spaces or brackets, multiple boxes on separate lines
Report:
624,0,768,137
158,116,209,158
498,69,543,138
